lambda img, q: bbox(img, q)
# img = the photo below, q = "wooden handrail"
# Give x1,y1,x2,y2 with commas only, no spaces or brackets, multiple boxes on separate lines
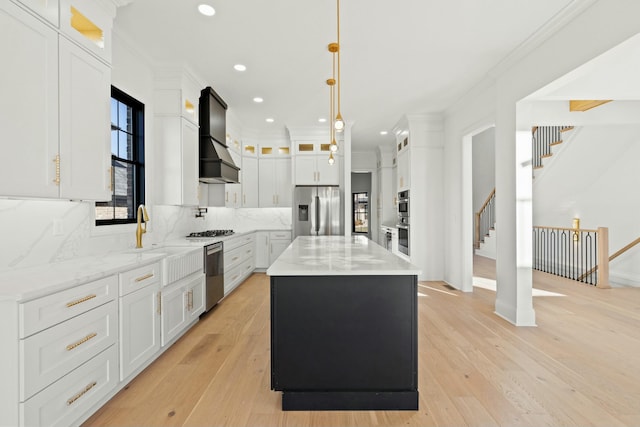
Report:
477,188,495,217
577,235,640,282
533,225,598,233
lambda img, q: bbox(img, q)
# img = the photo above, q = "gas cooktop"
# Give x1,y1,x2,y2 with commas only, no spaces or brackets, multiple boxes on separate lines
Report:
186,229,234,239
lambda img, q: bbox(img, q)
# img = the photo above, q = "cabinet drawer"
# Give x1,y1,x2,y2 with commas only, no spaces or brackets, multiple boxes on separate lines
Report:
224,233,255,252
270,230,291,240
20,345,118,427
119,262,161,296
20,300,117,401
224,258,255,296
19,275,116,338
224,244,254,271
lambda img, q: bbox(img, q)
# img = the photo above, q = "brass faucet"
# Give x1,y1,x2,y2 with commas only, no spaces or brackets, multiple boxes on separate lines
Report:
135,204,150,248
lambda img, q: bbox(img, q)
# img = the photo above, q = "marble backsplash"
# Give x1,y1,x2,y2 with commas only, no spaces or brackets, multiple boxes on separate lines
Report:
0,199,291,272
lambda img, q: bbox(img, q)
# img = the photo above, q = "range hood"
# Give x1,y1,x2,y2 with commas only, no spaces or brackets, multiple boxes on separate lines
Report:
199,86,240,184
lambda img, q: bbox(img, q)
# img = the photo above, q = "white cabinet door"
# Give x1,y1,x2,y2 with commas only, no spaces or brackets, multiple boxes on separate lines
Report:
181,119,199,206
119,285,160,381
0,2,59,198
186,275,205,322
270,239,290,264
242,156,259,208
160,283,186,347
255,231,270,268
294,156,317,185
258,158,277,207
397,149,410,191
59,36,111,201
275,158,292,207
316,155,340,185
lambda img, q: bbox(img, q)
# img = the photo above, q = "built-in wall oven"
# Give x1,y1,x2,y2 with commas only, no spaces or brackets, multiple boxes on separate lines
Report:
397,190,409,256
204,242,224,312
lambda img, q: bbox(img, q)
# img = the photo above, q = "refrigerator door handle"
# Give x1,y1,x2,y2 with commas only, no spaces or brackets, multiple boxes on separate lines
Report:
315,195,320,234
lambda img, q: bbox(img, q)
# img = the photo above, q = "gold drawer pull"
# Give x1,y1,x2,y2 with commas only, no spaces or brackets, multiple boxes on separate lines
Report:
66,332,97,351
232,256,239,261
67,381,97,406
135,273,154,282
66,294,97,308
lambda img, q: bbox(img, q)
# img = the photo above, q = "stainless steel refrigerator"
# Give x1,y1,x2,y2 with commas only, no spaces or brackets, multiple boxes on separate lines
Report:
293,186,343,238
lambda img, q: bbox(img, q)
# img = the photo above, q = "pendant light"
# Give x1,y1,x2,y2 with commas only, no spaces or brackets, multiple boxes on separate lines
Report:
326,0,343,164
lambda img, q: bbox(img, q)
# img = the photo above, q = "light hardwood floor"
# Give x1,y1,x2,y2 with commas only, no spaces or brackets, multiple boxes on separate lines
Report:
83,257,640,426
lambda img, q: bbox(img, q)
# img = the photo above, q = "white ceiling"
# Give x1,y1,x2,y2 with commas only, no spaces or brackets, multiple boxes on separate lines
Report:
114,0,580,150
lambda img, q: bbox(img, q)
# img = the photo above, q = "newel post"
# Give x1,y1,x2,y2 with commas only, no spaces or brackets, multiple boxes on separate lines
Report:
597,227,611,289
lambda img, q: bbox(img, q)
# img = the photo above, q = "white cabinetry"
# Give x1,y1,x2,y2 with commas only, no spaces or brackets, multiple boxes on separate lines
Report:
295,155,340,185
223,233,255,295
59,36,111,200
256,230,292,268
155,69,202,206
0,0,112,201
118,262,161,381
161,272,205,346
241,155,259,208
0,274,119,427
397,138,410,191
259,158,292,207
269,231,292,264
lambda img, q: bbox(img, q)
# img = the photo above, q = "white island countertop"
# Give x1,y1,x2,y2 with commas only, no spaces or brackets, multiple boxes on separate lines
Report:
267,236,421,276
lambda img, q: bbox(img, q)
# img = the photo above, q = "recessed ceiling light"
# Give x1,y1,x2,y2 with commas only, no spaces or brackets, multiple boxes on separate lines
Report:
266,118,274,123
197,4,215,16
380,131,388,135
253,97,263,103
234,64,246,72
318,118,327,123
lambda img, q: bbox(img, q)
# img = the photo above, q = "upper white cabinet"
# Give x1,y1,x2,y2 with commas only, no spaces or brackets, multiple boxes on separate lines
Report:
0,1,59,198
397,137,410,191
59,36,111,201
59,0,114,64
16,0,59,26
0,0,115,201
241,155,259,208
155,69,202,206
293,142,340,185
259,158,292,207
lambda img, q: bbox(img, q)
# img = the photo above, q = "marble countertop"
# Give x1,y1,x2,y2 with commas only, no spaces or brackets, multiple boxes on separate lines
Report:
0,252,166,302
0,228,291,302
266,236,421,276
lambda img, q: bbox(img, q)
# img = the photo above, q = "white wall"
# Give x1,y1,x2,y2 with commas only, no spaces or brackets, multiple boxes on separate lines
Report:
533,124,640,286
443,0,640,324
472,127,495,214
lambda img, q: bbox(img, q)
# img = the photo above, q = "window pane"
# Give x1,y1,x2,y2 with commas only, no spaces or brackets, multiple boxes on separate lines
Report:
111,129,118,156
113,160,134,218
110,99,118,128
117,130,132,160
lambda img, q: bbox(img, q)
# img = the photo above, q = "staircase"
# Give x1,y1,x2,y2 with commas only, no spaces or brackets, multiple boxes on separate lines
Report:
532,125,575,178
475,223,496,259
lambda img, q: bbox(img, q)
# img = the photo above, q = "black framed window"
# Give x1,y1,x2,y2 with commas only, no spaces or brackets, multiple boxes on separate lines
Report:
352,192,369,234
95,87,145,225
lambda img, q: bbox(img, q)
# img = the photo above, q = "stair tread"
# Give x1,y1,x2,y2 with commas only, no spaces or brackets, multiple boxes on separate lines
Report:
541,153,553,158
550,140,563,146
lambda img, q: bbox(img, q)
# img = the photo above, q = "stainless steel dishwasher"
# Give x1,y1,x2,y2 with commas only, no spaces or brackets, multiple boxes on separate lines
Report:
204,242,224,311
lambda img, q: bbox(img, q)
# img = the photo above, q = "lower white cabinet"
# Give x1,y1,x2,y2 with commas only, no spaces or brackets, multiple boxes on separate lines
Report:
161,272,205,346
223,233,255,296
255,230,291,268
20,346,118,427
269,231,292,264
118,262,161,381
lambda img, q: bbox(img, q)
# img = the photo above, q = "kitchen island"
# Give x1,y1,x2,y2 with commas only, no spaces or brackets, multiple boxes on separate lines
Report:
267,236,421,411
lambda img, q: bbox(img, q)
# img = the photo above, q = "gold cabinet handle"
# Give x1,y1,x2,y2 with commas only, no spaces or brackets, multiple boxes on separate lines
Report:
157,292,162,315
135,273,154,282
66,294,97,308
226,191,229,202
232,256,239,261
67,381,97,406
243,194,246,205
66,332,97,351
53,155,60,185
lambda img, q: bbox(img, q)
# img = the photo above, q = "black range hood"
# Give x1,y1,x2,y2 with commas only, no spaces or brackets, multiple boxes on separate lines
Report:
199,86,240,184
